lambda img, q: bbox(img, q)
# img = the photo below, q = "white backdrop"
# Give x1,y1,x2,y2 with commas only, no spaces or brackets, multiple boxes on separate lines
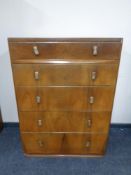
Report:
0,0,131,123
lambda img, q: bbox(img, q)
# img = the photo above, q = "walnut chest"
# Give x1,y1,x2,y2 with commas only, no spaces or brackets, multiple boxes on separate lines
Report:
8,38,122,156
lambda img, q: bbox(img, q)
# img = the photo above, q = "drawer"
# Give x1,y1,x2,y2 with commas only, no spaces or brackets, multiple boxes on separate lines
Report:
12,63,118,86
16,87,114,111
19,111,111,133
9,41,122,62
21,133,108,155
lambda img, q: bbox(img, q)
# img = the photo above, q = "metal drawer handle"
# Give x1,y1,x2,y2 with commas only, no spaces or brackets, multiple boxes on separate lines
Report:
86,141,90,148
34,71,39,80
89,96,94,104
87,119,92,127
92,45,98,56
33,46,39,56
38,140,44,147
91,71,96,80
36,96,41,104
38,119,43,126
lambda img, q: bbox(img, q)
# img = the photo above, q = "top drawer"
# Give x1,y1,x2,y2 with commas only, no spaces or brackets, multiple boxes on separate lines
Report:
8,38,122,62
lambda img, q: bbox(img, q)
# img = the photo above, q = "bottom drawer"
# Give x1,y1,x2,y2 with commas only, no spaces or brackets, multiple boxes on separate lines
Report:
21,133,108,155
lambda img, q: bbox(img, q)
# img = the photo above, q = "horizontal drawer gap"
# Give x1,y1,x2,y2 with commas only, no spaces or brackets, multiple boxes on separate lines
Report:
15,85,114,88
12,63,119,66
18,110,112,112
18,110,112,113
12,59,120,64
21,131,108,135
9,41,122,44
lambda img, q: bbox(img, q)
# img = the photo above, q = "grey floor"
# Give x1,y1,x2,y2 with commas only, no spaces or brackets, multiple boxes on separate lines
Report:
0,126,131,175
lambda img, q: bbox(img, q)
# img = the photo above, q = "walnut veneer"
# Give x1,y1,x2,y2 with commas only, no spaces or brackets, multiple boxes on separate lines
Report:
8,38,122,156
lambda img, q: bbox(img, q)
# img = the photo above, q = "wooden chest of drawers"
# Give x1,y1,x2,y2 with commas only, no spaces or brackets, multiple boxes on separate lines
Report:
8,38,122,156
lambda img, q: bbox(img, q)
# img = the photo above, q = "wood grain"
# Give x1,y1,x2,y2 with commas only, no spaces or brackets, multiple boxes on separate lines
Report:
16,87,89,111
89,86,115,111
9,41,122,62
13,63,118,86
21,133,108,155
9,38,122,156
16,86,114,112
19,111,111,133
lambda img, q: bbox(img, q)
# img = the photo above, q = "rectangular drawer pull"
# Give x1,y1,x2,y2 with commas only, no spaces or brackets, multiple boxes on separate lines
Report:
38,119,43,126
91,71,96,80
89,96,94,104
33,46,39,56
34,71,39,80
36,96,41,104
92,45,98,56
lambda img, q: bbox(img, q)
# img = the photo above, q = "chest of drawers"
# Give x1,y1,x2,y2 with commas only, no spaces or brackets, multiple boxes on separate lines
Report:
8,38,122,156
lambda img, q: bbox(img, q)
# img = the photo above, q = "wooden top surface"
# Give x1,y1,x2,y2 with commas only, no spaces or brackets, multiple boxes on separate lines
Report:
8,38,123,43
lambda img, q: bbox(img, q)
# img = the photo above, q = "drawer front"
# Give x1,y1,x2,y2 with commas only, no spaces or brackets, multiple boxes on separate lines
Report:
21,133,63,154
16,87,114,111
16,87,89,111
21,133,107,155
9,42,122,62
19,111,111,133
13,63,118,86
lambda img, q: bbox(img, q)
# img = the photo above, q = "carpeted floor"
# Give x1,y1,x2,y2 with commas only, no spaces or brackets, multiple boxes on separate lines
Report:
0,127,131,175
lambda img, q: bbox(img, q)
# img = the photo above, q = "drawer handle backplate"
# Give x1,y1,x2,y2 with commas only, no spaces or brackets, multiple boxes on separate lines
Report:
33,46,39,56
